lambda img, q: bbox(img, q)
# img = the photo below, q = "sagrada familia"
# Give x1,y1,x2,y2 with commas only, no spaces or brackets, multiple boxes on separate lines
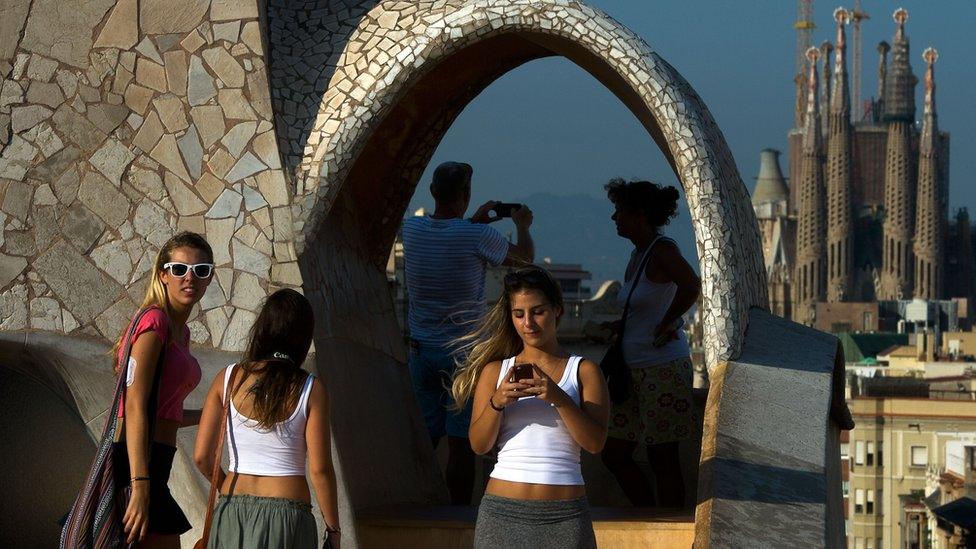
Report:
753,9,969,326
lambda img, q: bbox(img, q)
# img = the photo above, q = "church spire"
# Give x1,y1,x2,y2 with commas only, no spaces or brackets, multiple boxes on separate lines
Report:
820,40,833,136
794,47,827,324
883,8,916,122
826,8,854,301
914,47,944,299
880,8,919,300
920,47,939,149
875,41,890,121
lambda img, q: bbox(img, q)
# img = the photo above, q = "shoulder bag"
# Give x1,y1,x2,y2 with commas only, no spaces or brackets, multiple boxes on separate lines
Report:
60,308,167,548
599,238,658,404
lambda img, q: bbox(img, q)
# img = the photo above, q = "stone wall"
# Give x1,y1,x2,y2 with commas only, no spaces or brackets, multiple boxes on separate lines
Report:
0,0,298,352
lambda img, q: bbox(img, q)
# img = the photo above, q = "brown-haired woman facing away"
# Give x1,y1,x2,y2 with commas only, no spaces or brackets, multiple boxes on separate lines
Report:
600,178,702,509
113,231,215,547
193,289,340,549
453,266,610,549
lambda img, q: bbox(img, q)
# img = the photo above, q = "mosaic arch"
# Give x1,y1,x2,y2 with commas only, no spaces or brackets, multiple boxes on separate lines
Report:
0,0,804,544
283,0,768,372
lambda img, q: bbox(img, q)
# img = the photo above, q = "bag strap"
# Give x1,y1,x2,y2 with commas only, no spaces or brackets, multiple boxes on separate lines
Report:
618,236,662,331
112,307,168,446
200,365,240,545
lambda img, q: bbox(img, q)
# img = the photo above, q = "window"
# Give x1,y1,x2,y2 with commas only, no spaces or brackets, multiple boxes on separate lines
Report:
911,446,928,467
877,490,883,516
855,489,865,513
866,490,875,514
855,441,866,465
855,537,865,549
843,480,850,497
867,442,875,466
866,538,875,549
878,441,883,468
841,442,850,458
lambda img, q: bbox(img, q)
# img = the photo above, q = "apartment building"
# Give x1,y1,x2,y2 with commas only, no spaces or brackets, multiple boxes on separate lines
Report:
848,397,976,548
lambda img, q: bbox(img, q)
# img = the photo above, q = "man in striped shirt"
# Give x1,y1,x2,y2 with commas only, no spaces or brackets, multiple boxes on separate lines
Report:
402,161,534,504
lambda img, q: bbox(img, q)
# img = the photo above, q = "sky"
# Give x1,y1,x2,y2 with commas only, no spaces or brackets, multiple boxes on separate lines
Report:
407,1,976,284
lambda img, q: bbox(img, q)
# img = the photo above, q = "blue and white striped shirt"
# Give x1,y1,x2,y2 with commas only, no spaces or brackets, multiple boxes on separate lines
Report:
402,216,510,345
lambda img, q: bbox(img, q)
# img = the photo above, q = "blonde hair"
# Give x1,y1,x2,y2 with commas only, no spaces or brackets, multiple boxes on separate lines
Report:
112,232,213,372
451,267,564,408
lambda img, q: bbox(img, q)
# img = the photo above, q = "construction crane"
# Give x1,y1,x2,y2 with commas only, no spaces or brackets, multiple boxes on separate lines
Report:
850,0,870,122
794,0,815,127
795,0,816,80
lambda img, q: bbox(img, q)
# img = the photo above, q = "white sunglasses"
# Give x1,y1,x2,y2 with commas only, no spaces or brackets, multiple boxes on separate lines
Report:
163,262,215,279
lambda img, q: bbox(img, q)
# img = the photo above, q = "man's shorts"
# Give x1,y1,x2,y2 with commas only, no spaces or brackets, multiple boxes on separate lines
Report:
408,341,472,440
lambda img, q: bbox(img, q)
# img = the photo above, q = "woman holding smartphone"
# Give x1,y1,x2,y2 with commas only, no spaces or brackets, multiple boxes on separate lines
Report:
600,178,701,509
113,231,214,547
193,289,340,549
452,266,610,549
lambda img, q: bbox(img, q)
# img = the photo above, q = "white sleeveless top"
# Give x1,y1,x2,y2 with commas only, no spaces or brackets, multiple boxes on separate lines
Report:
490,356,584,486
618,237,691,367
224,364,315,476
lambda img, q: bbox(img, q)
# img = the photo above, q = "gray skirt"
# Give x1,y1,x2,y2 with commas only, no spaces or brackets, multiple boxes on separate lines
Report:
474,494,597,549
208,494,318,549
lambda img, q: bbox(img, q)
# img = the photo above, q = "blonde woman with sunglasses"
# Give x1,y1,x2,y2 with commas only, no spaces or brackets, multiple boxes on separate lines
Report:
111,231,215,547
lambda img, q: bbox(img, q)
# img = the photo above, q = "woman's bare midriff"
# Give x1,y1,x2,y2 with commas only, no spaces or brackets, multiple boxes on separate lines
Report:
155,420,310,502
485,478,586,501
220,473,311,503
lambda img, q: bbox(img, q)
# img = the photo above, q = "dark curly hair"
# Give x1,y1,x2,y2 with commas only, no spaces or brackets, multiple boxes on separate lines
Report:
604,178,680,229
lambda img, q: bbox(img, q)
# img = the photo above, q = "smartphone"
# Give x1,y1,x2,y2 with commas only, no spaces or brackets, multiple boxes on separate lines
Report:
492,203,521,218
510,363,534,383
653,318,685,347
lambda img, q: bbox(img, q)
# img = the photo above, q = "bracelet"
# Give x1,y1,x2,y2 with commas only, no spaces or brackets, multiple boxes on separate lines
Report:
131,476,150,482
325,524,341,534
489,396,504,412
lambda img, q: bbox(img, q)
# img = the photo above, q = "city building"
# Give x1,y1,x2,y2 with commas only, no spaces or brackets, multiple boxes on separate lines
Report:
942,331,976,360
926,441,976,548
752,9,972,329
848,396,976,548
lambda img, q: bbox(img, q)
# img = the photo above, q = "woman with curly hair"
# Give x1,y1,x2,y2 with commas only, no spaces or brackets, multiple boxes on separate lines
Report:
600,179,701,509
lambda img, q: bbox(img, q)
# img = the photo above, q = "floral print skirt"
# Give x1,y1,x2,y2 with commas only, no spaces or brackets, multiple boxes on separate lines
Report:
607,356,696,446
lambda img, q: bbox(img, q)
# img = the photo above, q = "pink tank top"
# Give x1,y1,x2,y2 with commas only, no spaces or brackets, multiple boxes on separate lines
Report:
117,307,202,422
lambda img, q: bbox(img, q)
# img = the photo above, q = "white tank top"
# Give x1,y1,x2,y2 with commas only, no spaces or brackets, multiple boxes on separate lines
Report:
618,237,691,367
489,356,584,486
224,364,315,476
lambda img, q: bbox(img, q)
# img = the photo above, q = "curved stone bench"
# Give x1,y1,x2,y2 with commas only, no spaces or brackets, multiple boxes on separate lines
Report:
356,504,694,549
